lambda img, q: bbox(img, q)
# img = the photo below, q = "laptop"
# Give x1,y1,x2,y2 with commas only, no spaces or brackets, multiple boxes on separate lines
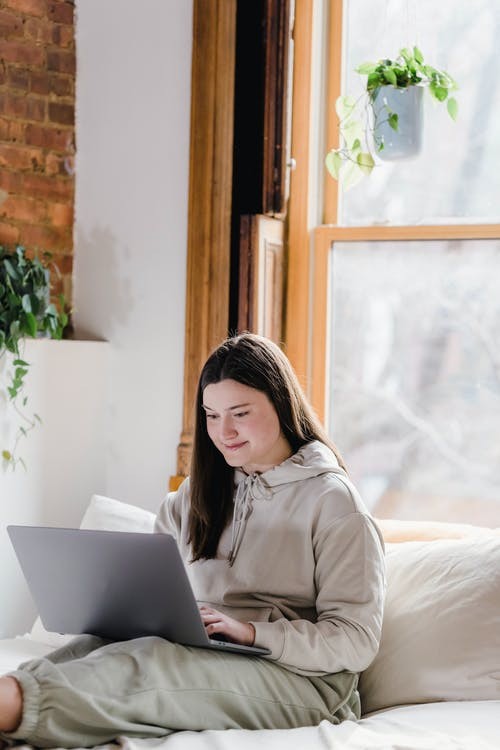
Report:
7,525,271,657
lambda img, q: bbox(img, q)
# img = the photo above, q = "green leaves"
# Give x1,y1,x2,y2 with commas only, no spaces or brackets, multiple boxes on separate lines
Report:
326,95,377,189
413,46,424,64
429,82,448,102
359,46,457,105
355,62,377,75
1,244,68,470
326,46,459,189
4,259,18,281
447,97,458,120
0,245,67,350
382,68,397,86
325,150,343,180
356,152,375,175
388,112,399,131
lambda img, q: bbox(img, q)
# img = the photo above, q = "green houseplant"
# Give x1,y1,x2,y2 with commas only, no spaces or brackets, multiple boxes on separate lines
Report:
326,46,458,189
0,245,68,469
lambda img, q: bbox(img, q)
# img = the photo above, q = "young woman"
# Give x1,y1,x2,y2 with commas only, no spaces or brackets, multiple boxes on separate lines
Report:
0,333,385,748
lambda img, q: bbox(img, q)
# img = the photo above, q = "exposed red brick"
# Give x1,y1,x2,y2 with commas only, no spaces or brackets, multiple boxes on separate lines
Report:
52,23,73,48
0,169,23,193
23,172,74,201
26,95,46,121
0,9,24,37
0,91,23,118
1,0,75,303
0,222,20,245
4,0,47,18
0,143,44,171
25,122,70,150
48,72,72,96
46,200,72,227
0,195,46,223
0,40,45,66
48,0,73,25
29,69,50,94
45,151,64,175
0,116,26,142
48,100,73,125
21,222,71,252
47,48,75,74
24,16,53,44
0,91,45,121
49,251,72,275
7,65,30,91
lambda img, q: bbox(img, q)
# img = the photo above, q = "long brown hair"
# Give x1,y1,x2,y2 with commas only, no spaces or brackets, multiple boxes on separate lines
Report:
188,333,346,560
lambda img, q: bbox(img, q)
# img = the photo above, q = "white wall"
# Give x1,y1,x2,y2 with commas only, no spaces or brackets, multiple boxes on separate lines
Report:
0,340,109,636
73,0,192,511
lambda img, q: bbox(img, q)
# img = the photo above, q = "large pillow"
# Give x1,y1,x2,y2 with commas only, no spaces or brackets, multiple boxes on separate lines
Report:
359,536,500,714
29,495,156,648
377,517,500,543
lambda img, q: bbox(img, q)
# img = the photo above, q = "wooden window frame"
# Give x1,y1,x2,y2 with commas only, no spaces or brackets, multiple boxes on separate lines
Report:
286,0,500,424
171,0,237,489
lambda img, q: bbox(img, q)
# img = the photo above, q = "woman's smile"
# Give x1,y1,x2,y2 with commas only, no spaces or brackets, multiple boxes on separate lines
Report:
203,379,292,474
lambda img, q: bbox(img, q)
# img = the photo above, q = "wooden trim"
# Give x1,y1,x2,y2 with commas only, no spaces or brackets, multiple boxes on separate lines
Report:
238,215,285,342
284,0,315,391
316,224,500,242
173,0,237,486
238,215,255,332
323,0,343,224
310,227,331,422
288,0,500,428
262,0,292,215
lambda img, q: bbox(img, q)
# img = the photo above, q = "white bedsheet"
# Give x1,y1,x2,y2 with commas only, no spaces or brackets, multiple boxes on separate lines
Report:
1,638,499,750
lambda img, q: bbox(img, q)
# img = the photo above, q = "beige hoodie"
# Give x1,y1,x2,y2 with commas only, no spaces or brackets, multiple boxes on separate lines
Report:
155,440,386,677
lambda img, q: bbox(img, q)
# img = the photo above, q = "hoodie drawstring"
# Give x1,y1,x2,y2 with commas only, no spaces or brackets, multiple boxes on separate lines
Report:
228,473,273,566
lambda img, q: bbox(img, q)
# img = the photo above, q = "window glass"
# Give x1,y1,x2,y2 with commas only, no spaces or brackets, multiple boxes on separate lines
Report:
328,239,500,526
339,0,500,226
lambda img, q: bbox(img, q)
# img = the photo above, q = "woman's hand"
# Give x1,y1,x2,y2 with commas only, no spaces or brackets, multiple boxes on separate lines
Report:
199,606,256,646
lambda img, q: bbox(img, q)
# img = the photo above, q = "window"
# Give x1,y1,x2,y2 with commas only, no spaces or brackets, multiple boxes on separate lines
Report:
329,240,500,524
339,0,500,226
286,0,500,525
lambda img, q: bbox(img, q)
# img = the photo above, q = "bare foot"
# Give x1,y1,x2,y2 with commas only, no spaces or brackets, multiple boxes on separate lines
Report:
0,677,23,733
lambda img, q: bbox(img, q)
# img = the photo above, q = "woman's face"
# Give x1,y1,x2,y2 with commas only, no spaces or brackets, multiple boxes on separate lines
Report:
202,378,292,474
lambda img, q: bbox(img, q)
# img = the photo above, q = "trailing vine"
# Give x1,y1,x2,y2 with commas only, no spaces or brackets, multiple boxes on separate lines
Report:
0,245,68,470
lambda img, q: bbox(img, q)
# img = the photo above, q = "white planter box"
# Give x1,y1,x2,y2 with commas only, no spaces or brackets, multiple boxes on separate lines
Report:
0,339,109,637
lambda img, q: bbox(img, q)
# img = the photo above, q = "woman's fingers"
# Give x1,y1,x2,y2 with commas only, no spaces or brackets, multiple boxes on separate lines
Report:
197,606,255,646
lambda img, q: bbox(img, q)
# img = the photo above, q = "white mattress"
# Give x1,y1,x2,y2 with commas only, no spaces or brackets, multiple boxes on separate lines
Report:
2,637,499,750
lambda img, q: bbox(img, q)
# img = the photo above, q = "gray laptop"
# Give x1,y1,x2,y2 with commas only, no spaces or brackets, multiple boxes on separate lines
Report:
7,525,271,657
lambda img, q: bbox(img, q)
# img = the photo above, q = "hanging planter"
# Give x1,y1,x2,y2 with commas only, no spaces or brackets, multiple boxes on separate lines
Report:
325,46,458,189
371,84,423,161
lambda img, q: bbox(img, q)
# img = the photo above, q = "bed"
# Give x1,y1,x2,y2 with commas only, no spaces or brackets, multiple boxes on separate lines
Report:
2,495,499,750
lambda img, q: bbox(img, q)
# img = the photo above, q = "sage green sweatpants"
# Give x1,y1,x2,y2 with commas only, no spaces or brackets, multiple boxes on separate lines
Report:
4,635,360,748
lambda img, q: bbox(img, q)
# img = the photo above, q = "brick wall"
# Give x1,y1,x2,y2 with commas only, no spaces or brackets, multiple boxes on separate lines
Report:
0,0,75,303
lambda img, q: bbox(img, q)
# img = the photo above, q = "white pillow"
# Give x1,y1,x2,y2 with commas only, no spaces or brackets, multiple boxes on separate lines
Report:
80,494,156,534
29,495,156,647
359,536,500,714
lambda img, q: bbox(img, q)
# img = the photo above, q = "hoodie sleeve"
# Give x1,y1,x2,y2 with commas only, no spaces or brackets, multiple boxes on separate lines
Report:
154,478,190,541
251,510,386,676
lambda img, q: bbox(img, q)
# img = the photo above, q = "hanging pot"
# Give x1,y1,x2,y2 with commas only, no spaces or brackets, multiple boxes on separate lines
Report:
371,85,423,161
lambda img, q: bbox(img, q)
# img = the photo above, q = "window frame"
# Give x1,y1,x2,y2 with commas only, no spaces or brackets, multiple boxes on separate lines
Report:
285,0,500,423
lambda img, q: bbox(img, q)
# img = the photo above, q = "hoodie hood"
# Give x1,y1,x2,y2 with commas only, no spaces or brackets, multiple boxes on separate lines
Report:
228,441,346,565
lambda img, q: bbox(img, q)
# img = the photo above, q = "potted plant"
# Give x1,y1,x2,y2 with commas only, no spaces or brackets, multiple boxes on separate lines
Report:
326,46,458,189
0,245,68,469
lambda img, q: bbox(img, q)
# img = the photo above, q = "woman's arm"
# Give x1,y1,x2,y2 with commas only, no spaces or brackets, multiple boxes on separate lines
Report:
154,478,190,539
251,512,386,676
